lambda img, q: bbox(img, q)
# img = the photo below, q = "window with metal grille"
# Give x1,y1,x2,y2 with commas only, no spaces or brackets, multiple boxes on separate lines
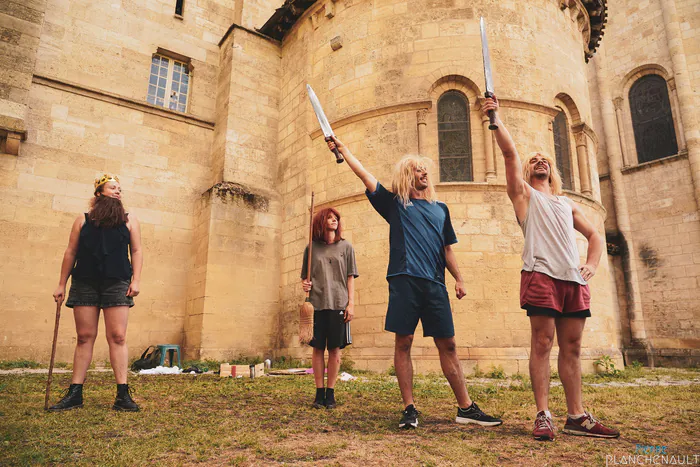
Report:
552,110,573,190
147,54,190,113
629,75,678,163
438,91,472,182
175,0,184,16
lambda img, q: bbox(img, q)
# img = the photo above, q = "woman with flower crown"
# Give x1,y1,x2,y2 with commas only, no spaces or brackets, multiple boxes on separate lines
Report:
48,174,143,412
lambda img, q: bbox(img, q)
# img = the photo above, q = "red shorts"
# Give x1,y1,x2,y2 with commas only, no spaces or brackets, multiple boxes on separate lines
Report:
520,271,590,315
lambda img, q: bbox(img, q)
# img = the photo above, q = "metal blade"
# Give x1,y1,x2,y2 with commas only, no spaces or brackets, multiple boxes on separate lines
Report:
480,17,495,95
306,84,334,138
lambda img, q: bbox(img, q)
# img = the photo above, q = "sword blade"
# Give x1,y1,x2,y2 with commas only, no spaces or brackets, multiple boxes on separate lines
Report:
306,84,334,138
480,17,495,95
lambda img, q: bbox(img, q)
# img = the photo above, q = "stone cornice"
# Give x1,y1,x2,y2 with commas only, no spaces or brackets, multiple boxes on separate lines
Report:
310,97,561,140
489,98,561,118
582,0,607,60
219,22,281,47
32,75,215,130
309,100,432,139
259,0,607,59
620,151,689,175
314,182,606,216
258,0,317,41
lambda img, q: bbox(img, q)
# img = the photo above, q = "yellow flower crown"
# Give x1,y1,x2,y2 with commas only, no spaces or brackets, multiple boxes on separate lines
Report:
94,174,120,194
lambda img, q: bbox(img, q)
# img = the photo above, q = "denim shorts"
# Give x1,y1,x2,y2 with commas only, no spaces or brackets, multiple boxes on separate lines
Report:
65,278,135,309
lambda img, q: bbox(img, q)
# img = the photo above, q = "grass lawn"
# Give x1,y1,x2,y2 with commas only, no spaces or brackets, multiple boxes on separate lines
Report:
1,367,698,466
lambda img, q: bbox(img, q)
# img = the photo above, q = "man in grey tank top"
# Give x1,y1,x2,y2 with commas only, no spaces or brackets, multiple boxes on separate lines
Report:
483,97,620,441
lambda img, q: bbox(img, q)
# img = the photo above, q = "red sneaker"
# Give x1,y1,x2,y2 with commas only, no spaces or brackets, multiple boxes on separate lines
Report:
562,412,620,438
533,411,555,441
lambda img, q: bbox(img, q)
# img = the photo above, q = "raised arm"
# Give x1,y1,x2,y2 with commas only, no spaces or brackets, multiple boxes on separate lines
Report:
482,98,530,220
571,203,604,282
327,136,378,193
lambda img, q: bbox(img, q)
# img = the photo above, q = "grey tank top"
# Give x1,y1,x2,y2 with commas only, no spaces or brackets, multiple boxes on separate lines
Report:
520,187,586,284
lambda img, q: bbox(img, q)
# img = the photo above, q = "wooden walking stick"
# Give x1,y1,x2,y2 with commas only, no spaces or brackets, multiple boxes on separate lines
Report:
44,299,62,410
299,192,315,344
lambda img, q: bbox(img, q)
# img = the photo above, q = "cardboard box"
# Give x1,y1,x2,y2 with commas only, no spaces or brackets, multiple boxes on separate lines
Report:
231,365,249,377
219,362,266,378
251,363,265,378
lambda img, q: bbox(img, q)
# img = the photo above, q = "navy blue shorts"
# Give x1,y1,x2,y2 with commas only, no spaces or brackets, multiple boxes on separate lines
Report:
385,275,455,338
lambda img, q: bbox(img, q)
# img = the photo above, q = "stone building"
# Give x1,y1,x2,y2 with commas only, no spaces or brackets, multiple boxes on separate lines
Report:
0,0,697,372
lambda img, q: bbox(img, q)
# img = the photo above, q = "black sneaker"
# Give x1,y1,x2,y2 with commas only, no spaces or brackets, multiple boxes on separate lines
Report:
47,384,83,412
455,402,503,427
399,404,419,429
113,384,140,412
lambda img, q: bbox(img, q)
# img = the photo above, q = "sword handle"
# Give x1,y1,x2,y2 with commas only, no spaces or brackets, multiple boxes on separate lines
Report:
325,137,344,164
484,91,499,130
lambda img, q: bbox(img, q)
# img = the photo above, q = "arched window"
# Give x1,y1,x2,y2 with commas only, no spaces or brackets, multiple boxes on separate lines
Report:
438,91,472,182
552,110,573,190
629,75,678,163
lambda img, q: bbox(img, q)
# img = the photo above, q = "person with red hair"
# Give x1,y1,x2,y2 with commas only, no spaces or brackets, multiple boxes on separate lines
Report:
301,207,358,409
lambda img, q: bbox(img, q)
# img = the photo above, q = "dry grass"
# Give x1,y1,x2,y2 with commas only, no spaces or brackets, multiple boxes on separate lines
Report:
0,368,698,466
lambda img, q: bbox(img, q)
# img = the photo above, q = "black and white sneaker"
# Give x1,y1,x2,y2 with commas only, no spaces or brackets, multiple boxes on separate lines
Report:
399,404,420,429
455,402,502,427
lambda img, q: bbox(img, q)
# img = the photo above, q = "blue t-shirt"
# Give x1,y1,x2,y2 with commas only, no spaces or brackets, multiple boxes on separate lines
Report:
366,182,457,285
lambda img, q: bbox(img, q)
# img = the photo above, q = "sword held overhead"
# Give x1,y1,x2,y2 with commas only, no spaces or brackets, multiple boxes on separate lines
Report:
480,17,498,131
306,84,344,164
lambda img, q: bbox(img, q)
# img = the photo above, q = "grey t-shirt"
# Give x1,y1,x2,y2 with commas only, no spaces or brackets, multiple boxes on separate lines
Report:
301,239,359,311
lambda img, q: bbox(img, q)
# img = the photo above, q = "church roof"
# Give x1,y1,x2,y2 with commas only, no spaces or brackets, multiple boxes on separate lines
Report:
258,0,316,41
584,0,607,61
259,0,607,60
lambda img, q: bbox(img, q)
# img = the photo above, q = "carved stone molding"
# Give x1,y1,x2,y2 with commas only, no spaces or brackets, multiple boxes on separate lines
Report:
574,130,588,148
33,75,215,130
667,77,677,91
310,100,432,139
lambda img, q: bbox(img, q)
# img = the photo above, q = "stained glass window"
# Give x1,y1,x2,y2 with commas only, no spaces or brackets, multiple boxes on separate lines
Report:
629,75,678,163
552,110,573,190
147,54,190,113
438,91,472,182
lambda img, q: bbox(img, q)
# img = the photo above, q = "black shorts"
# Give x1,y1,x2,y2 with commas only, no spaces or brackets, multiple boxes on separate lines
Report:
65,278,134,309
309,309,349,350
385,275,455,338
525,305,591,319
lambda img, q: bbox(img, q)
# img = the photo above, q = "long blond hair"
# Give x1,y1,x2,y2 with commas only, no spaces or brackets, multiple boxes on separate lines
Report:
391,155,438,207
521,151,564,195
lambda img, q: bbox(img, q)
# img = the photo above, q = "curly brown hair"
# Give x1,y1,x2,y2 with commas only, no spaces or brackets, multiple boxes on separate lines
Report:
88,188,128,228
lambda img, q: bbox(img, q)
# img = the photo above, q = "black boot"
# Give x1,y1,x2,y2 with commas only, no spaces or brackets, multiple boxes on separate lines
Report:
312,388,325,409
324,388,336,409
113,384,140,412
48,384,83,412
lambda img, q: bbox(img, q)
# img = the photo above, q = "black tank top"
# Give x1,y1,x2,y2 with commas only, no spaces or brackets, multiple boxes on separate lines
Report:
72,213,132,280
